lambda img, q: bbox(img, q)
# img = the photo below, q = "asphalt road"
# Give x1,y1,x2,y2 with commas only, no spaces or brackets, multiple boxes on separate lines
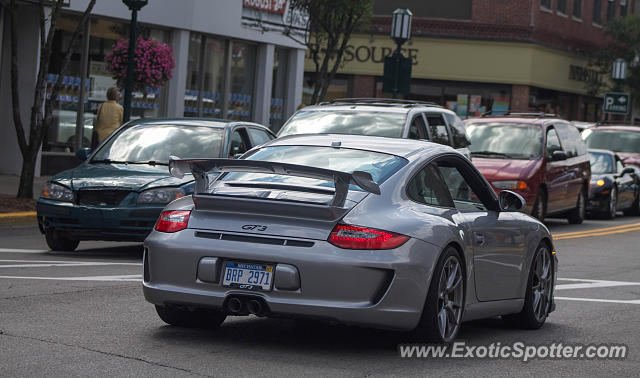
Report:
1,216,639,377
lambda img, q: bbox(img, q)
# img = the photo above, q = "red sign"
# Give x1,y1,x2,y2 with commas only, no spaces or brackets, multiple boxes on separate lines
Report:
243,0,288,15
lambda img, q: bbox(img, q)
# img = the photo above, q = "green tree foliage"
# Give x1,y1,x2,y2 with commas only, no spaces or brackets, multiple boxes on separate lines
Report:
588,15,640,99
290,0,373,104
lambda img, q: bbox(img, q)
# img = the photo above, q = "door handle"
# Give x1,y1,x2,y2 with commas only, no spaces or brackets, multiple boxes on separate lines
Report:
474,232,485,245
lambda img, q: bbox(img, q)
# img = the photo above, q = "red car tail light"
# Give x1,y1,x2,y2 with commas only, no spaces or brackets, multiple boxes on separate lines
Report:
154,210,191,233
328,224,409,250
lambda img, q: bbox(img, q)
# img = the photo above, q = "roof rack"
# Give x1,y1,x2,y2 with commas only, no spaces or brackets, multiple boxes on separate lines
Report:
318,98,443,108
481,112,561,119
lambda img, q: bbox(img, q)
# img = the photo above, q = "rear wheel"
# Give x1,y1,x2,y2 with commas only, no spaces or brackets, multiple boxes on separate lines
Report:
604,187,617,220
567,188,586,224
45,229,79,251
531,189,547,221
155,305,226,329
503,243,553,329
415,247,465,343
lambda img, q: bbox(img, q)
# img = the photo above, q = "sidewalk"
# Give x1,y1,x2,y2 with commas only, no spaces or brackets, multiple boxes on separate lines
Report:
0,174,50,196
0,175,50,226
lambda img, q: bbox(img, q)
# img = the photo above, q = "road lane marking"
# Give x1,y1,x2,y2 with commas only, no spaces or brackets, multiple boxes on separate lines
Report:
0,274,141,282
555,297,640,304
553,221,640,240
0,248,48,253
0,259,141,268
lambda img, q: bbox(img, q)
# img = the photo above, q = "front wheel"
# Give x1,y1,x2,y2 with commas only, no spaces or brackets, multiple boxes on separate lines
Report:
604,187,617,220
503,243,554,329
531,189,547,221
567,188,586,224
45,229,79,251
415,247,465,343
155,305,226,329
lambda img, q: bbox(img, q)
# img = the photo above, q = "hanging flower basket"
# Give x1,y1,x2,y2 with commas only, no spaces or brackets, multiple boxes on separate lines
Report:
105,37,175,92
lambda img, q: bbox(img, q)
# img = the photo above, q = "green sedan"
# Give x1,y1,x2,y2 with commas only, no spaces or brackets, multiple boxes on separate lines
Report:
37,118,275,251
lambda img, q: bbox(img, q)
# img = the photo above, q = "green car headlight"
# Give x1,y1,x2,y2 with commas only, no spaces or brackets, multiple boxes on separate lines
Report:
41,182,74,202
137,188,185,204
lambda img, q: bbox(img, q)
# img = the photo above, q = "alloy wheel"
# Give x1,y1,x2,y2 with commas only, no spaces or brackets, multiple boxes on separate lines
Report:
609,188,617,218
531,247,553,323
437,255,464,341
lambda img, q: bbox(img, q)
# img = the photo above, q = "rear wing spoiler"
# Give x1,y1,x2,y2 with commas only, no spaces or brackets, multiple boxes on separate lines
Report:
168,156,380,207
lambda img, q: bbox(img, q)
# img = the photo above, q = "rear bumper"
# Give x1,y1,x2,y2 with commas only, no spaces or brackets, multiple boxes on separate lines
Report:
36,198,163,242
142,228,442,330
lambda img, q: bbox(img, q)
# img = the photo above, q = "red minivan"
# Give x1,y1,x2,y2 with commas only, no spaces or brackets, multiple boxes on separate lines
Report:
465,115,591,223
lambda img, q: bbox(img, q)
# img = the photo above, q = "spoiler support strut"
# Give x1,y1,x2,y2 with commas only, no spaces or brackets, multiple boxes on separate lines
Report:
168,156,381,208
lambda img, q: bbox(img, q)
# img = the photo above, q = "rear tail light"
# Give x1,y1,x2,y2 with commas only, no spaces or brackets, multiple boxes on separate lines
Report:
154,210,191,233
328,224,409,250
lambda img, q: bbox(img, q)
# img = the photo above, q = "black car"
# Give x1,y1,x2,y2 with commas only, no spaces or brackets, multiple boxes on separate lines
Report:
587,149,640,219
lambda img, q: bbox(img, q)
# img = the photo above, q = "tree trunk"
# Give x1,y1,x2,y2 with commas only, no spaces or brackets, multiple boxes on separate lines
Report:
17,147,39,199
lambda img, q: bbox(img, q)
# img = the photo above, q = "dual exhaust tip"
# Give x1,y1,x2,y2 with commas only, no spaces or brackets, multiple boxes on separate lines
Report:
226,296,267,316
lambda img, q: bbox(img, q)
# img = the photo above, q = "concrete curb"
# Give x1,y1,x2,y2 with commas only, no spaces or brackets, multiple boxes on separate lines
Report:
0,211,37,226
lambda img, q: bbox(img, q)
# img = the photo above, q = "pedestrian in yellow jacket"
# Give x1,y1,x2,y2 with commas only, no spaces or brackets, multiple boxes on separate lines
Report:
95,87,124,143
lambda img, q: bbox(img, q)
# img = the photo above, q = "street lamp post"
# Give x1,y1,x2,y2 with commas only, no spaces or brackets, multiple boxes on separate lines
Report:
122,0,149,123
389,8,412,98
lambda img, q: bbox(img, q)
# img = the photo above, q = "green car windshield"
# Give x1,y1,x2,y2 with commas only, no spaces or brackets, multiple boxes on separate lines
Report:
221,146,408,191
278,110,407,138
92,124,224,164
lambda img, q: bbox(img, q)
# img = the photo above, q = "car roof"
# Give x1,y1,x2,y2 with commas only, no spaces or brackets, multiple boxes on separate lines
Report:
300,98,449,114
260,133,457,161
588,148,615,156
126,117,269,130
590,125,640,132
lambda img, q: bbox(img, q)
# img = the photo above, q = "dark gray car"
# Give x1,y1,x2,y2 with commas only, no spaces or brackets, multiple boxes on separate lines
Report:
143,135,557,343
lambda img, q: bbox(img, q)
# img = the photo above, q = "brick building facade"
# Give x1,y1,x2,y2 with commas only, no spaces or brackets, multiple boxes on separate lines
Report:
303,0,638,122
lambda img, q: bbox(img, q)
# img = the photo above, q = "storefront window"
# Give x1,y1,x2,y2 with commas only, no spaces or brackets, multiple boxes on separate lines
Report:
45,14,168,152
229,41,256,121
184,34,202,117
201,37,226,118
270,48,289,130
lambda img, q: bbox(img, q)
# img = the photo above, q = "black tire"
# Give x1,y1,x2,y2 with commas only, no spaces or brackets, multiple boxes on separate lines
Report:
531,189,547,221
503,243,554,329
155,305,226,329
604,187,617,220
45,229,79,251
567,187,586,224
414,247,465,343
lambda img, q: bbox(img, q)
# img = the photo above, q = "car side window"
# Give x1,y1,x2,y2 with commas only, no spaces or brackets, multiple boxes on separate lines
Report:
554,123,576,157
616,159,625,173
443,113,470,148
407,164,455,208
229,129,250,157
426,114,450,145
408,115,428,140
248,128,273,147
546,128,562,156
436,161,487,212
566,124,587,155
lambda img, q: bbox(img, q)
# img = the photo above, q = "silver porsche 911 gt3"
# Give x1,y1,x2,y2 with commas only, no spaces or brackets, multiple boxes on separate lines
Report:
143,134,557,343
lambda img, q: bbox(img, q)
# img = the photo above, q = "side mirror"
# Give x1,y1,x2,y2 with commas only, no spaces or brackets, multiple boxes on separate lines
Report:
619,167,635,176
551,150,568,161
75,147,92,161
498,190,526,212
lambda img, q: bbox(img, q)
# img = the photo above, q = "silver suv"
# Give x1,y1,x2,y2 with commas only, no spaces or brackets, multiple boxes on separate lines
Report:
277,98,471,157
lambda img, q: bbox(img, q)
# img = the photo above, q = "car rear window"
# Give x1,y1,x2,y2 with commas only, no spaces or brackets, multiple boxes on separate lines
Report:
583,130,640,153
278,110,407,138
220,145,408,190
